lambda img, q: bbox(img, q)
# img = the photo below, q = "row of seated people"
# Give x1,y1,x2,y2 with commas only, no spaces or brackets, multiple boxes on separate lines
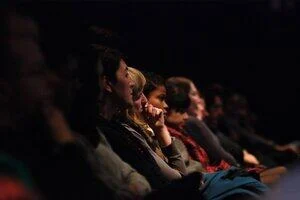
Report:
0,6,298,200
165,78,299,168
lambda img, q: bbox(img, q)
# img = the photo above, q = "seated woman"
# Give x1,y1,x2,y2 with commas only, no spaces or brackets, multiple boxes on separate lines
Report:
127,67,204,174
142,73,233,173
124,68,268,199
65,47,152,199
166,77,258,167
96,49,188,190
164,76,287,185
204,84,299,166
224,93,299,165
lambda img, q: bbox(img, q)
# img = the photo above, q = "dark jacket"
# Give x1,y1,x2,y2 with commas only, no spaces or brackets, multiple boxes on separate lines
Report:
183,117,238,166
97,116,187,189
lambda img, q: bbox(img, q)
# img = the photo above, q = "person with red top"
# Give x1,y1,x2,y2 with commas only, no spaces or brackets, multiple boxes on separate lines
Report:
142,71,286,185
166,125,231,173
142,72,232,173
164,76,287,185
128,68,268,199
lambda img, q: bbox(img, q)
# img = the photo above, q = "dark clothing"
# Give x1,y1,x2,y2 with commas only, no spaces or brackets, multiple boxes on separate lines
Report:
205,118,245,165
222,116,299,166
173,138,204,173
145,167,268,200
223,116,273,149
183,117,238,166
97,117,269,199
96,116,269,200
183,118,266,175
167,126,231,173
75,131,151,199
97,116,186,189
215,132,244,165
201,167,268,200
0,126,113,200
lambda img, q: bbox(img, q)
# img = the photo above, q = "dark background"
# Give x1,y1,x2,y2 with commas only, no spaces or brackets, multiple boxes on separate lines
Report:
21,1,300,143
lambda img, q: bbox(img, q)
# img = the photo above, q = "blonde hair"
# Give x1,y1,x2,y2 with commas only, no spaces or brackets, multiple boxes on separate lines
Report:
127,67,148,129
127,67,166,160
128,67,146,100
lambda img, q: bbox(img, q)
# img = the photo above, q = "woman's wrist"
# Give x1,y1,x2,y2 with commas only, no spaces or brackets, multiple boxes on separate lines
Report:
155,125,172,147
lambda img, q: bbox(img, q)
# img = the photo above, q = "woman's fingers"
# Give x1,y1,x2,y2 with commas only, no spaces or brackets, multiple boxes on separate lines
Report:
143,104,163,121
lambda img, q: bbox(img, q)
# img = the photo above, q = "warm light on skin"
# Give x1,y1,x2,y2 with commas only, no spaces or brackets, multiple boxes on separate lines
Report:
145,85,188,129
188,83,208,120
143,84,172,147
147,86,168,115
133,92,148,113
112,60,134,107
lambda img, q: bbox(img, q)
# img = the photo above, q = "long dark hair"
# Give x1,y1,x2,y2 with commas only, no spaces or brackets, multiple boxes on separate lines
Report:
165,77,191,112
143,71,166,97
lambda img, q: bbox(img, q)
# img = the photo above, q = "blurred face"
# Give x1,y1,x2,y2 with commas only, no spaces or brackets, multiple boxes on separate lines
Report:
236,105,249,117
166,109,189,129
133,92,147,113
111,60,134,108
188,83,202,106
187,82,207,119
146,86,168,115
7,14,58,115
209,96,224,121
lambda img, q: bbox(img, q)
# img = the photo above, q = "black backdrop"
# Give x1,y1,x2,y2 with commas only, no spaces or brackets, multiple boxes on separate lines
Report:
21,1,300,142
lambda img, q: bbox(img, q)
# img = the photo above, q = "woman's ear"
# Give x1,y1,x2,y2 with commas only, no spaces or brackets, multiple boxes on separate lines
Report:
101,75,113,93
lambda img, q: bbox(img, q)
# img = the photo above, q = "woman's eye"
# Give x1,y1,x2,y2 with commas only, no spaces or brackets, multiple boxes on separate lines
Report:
158,95,166,101
133,93,142,101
